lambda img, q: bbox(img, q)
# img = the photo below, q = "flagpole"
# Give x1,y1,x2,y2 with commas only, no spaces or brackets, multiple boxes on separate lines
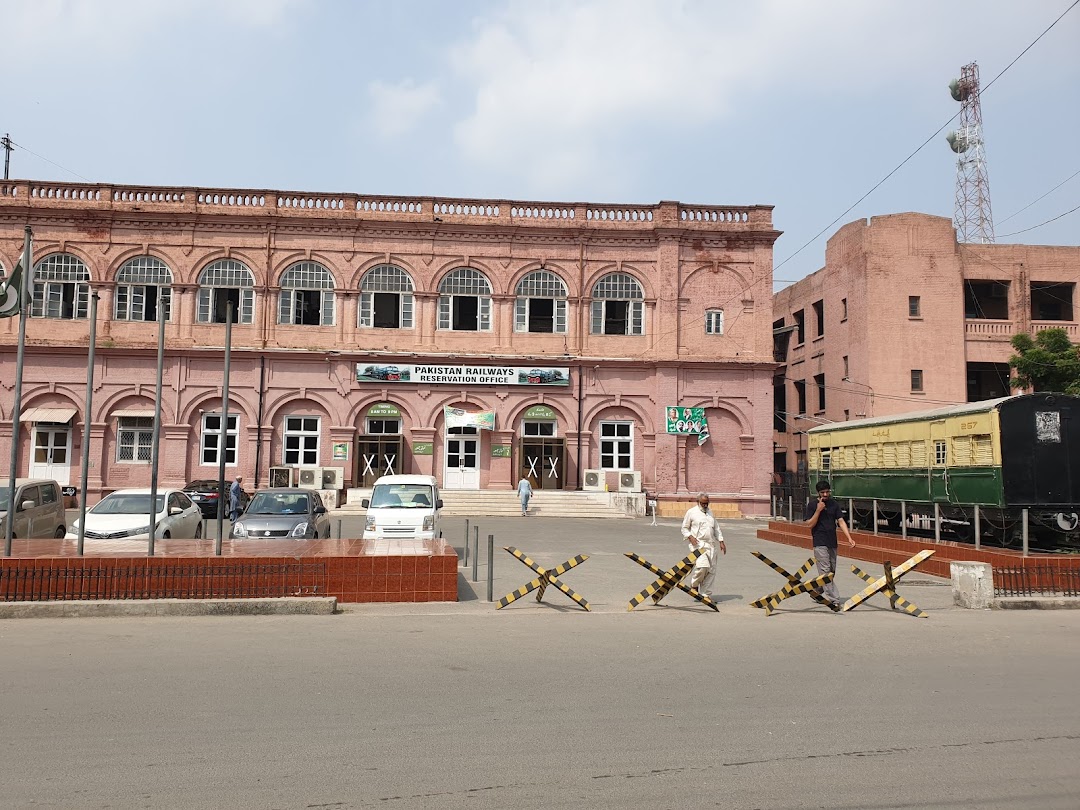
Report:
215,302,233,555
76,291,99,556
4,226,31,557
147,291,166,556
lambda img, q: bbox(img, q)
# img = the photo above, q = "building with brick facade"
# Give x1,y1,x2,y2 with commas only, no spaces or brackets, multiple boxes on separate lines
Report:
773,211,1079,478
0,179,780,513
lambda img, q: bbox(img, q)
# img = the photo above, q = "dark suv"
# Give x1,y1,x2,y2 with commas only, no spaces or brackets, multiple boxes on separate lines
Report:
183,479,249,519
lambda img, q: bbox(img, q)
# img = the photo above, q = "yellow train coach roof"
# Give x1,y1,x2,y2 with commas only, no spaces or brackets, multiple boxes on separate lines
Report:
805,395,1020,433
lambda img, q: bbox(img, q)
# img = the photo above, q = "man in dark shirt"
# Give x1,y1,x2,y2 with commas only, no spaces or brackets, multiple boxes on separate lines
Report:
804,480,856,610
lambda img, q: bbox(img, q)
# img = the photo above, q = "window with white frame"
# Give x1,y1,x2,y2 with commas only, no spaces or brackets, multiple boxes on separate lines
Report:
197,259,255,324
115,256,172,322
599,421,633,470
283,416,320,466
200,413,238,466
590,273,644,335
117,416,154,463
438,268,492,331
31,254,90,320
359,264,414,329
278,261,335,326
705,308,724,335
515,270,568,333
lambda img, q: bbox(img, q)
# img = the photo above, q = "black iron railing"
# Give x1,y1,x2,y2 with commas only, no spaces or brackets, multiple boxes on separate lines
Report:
0,562,327,602
994,566,1080,597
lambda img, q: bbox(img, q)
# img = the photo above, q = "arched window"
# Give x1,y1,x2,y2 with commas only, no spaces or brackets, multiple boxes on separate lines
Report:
515,270,568,334
590,272,644,335
32,254,91,320
115,257,172,322
278,261,335,326
359,265,414,329
197,259,255,324
438,268,492,331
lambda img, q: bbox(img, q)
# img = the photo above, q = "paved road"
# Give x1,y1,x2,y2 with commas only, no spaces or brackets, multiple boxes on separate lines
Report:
5,517,1080,809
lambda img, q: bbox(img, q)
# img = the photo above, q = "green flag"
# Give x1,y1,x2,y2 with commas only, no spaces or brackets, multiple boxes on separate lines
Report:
0,250,27,318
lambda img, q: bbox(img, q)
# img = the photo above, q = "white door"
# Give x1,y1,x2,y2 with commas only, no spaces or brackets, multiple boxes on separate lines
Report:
28,426,72,485
444,427,480,489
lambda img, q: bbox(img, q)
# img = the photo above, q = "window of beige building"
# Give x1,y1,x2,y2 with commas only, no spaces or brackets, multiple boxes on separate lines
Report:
359,265,414,329
591,273,644,335
909,295,921,318
115,257,172,322
31,253,90,320
515,270,567,333
197,259,255,324
279,262,335,326
911,369,924,392
705,309,724,335
438,267,492,331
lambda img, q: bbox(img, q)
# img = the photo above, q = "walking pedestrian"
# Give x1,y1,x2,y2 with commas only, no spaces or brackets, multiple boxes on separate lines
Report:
804,480,856,611
681,493,726,599
229,475,244,522
517,475,534,517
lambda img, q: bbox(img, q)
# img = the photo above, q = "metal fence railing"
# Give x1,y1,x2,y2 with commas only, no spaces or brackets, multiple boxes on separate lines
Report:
0,562,327,602
994,566,1080,598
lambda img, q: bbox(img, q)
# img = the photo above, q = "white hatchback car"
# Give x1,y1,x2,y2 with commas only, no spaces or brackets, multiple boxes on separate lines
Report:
66,488,203,540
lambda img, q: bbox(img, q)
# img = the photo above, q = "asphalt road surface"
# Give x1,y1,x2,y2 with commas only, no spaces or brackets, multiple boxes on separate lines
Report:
4,516,1079,809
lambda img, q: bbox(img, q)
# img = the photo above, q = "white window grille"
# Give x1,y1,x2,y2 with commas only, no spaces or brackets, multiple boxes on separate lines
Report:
934,440,947,466
705,308,724,335
196,259,255,324
200,413,239,466
366,418,401,434
437,267,492,331
278,261,335,326
514,270,568,333
359,265,414,329
115,257,172,322
284,416,320,466
117,416,155,463
31,254,90,320
590,272,644,335
599,420,633,470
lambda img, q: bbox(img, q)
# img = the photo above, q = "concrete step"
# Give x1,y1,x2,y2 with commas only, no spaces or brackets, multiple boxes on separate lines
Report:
335,489,633,518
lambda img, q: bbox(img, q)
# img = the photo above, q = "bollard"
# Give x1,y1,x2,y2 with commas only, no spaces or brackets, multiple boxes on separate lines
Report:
788,496,793,522
1022,508,1029,557
487,534,494,602
472,526,479,582
901,502,907,541
872,500,878,536
462,519,470,567
974,505,981,550
934,503,941,543
848,499,854,529
950,561,993,609
771,495,776,518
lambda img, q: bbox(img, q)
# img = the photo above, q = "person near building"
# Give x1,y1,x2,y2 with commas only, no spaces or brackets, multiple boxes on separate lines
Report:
804,480,856,611
680,493,726,598
229,476,244,521
517,475,534,517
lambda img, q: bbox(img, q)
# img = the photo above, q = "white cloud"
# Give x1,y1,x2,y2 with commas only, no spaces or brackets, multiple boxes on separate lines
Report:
367,79,442,139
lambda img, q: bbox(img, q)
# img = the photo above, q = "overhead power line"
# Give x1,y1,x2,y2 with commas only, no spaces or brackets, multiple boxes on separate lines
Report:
997,168,1080,225
997,202,1080,237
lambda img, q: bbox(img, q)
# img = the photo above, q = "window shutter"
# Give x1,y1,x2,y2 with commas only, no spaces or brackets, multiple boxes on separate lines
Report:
479,296,491,331
322,291,335,326
514,298,527,332
161,287,172,321
31,281,45,318
197,288,211,323
590,301,603,334
359,291,373,327
277,290,292,325
554,299,567,334
76,283,89,319
130,286,145,322
240,289,254,324
438,295,451,330
631,301,644,335
400,293,414,328
115,286,129,320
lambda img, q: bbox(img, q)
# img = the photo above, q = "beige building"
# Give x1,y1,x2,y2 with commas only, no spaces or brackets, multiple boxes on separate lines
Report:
773,212,1079,477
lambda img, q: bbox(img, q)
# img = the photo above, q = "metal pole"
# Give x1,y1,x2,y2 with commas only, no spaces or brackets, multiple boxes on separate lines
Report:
1022,508,1029,557
4,227,31,557
486,534,494,602
215,302,233,555
2,134,11,181
472,525,479,582
933,503,941,544
771,495,776,518
872,499,878,536
787,496,793,521
76,292,99,556
462,518,469,566
148,290,166,556
974,505,981,550
848,499,854,530
901,501,907,541
337,518,342,540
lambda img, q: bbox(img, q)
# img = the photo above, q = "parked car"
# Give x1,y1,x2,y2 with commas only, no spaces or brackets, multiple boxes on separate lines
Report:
65,488,203,540
0,478,66,539
183,479,249,519
229,488,331,540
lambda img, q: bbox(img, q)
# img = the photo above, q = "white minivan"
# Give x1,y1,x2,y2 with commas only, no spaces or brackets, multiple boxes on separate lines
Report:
361,474,442,541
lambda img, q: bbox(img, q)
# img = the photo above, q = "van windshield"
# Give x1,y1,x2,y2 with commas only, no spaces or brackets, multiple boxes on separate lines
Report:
370,484,434,509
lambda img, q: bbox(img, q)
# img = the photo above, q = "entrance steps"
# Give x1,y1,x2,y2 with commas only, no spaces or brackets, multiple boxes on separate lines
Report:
336,489,633,519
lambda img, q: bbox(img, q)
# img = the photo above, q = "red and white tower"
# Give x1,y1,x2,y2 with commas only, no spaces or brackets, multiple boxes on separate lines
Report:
947,62,995,244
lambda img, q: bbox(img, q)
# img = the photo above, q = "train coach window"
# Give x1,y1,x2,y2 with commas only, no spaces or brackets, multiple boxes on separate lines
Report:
821,450,831,472
934,440,947,465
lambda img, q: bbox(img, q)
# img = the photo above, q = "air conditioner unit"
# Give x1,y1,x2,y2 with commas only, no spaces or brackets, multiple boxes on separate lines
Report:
619,471,642,492
583,469,605,491
321,467,344,490
269,466,294,488
297,467,322,489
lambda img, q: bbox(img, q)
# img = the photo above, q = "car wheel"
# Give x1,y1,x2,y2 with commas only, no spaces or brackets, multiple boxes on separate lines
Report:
162,531,171,540
55,526,66,538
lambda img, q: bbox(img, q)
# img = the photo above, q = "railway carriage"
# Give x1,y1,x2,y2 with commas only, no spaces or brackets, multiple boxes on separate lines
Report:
805,393,1080,547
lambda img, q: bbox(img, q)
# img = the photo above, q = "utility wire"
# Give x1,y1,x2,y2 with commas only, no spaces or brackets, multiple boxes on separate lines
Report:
7,138,93,183
997,168,1080,225
997,203,1080,237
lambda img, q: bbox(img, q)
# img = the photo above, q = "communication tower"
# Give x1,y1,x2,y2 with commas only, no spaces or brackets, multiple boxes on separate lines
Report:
946,62,995,243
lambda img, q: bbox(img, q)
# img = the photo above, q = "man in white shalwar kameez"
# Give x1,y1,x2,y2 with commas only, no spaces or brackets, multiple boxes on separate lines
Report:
681,493,726,599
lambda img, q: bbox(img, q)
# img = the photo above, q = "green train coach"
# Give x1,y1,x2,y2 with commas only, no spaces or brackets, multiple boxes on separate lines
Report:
806,393,1080,547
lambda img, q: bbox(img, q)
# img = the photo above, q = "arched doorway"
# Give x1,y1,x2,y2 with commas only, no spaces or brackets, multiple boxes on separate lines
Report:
518,405,564,489
356,403,405,487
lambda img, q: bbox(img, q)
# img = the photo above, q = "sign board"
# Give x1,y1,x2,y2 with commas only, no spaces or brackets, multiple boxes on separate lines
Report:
366,403,401,418
412,441,434,456
665,406,711,446
356,363,570,386
444,406,495,431
332,442,349,461
523,405,558,420
61,486,78,497
491,445,512,458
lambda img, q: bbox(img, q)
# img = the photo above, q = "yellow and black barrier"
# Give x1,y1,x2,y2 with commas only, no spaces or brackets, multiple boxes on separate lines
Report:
497,546,591,611
750,551,836,615
842,549,934,617
624,550,718,612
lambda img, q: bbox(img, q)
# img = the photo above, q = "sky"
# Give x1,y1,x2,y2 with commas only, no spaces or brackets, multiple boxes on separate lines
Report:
3,0,1078,286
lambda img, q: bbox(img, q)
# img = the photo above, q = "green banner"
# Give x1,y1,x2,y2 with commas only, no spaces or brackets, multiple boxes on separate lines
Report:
665,406,711,446
491,445,512,458
412,441,433,456
523,405,558,420
367,403,401,418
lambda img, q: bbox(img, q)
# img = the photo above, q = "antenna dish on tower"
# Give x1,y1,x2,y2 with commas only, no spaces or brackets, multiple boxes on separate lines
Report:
946,62,994,244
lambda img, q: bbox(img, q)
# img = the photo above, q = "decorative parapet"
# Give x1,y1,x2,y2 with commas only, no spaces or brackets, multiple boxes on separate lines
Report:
1,179,774,232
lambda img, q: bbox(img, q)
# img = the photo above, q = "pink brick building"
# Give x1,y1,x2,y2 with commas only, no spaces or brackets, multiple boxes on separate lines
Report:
0,180,780,513
773,212,1079,477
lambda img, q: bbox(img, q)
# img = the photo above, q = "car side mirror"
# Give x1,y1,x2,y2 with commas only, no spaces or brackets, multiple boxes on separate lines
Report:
314,505,327,515
361,499,370,508
436,499,444,509
169,506,184,515
19,499,34,512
